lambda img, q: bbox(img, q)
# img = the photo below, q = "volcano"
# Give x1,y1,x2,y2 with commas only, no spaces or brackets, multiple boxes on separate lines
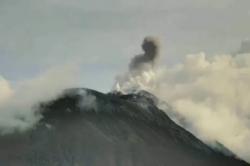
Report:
0,88,248,166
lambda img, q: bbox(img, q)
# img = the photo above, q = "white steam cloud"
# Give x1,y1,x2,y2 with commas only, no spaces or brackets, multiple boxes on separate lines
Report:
78,89,97,111
0,77,13,105
0,65,79,135
114,38,250,162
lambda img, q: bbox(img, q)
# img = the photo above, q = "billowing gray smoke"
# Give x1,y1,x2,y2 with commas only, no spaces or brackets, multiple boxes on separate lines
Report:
129,36,160,71
114,37,250,163
236,39,250,54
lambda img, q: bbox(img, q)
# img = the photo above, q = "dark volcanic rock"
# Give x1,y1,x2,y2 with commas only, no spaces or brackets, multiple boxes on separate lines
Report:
0,88,249,166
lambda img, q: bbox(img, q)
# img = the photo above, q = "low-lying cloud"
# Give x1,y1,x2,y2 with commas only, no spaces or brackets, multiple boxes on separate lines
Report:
0,65,79,134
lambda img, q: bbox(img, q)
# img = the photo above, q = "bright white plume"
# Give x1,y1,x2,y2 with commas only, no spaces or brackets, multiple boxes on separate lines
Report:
114,50,250,162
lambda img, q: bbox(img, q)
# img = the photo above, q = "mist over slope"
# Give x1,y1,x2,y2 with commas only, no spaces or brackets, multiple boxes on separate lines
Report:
0,65,79,134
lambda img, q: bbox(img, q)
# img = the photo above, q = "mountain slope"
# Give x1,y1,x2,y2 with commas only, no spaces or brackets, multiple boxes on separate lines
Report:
0,88,249,166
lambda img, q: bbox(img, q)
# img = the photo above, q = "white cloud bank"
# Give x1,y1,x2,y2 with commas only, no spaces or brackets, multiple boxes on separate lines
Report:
114,52,250,162
0,65,79,134
0,77,13,105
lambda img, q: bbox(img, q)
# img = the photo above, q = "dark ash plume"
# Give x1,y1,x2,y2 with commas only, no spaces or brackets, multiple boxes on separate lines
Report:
129,36,160,71
237,39,250,54
233,39,250,56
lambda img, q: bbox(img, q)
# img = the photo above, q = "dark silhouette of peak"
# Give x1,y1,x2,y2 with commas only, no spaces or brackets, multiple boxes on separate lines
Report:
0,88,249,166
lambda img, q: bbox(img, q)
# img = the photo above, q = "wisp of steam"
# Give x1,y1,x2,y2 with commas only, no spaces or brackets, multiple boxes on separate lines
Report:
114,37,250,163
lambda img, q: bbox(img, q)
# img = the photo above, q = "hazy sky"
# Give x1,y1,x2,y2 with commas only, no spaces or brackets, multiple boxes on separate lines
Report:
0,0,250,91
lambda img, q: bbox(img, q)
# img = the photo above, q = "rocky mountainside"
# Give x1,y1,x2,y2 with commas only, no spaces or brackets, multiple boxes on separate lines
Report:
0,88,248,166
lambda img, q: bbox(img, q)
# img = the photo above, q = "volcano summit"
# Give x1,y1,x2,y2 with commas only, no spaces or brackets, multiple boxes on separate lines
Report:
0,88,248,166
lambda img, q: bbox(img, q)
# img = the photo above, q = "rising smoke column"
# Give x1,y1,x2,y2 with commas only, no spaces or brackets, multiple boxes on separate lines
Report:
236,39,250,54
114,36,160,93
129,36,160,71
114,37,250,163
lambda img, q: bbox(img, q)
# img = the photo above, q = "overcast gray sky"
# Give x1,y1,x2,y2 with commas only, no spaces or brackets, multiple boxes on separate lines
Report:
0,0,250,91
